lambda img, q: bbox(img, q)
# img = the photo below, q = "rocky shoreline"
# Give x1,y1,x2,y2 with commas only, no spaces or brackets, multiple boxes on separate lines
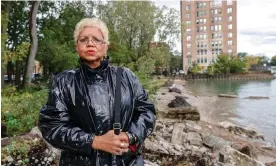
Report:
2,79,276,166
142,79,276,166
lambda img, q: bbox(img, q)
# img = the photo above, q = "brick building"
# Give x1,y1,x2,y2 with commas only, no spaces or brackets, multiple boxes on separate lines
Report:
181,0,237,73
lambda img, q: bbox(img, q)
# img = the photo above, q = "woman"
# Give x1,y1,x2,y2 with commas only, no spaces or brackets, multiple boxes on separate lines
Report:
38,18,156,166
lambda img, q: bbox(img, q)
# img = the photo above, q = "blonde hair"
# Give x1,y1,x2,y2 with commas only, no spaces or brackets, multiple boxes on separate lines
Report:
74,18,109,44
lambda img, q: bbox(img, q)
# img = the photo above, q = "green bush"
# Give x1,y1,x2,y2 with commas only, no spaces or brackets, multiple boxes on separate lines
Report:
1,86,48,136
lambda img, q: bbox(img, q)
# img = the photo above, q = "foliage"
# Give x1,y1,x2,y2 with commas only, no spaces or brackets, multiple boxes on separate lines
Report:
243,55,259,72
1,86,48,136
213,54,245,74
136,56,156,74
257,55,270,65
4,42,30,62
190,62,201,74
169,51,182,70
270,55,276,66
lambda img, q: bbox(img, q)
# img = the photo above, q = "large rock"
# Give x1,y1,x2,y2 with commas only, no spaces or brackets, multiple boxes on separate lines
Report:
171,123,186,144
231,142,257,158
218,94,238,98
144,139,184,156
30,127,61,165
187,132,202,146
185,120,202,132
228,126,264,140
166,107,200,121
244,96,270,99
168,96,191,108
218,145,265,166
202,134,230,149
168,86,182,94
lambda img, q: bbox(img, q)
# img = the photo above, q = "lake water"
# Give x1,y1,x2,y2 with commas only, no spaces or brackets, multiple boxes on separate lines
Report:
185,79,276,142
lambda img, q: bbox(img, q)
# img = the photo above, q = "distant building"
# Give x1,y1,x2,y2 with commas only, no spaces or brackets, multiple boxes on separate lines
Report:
181,0,237,73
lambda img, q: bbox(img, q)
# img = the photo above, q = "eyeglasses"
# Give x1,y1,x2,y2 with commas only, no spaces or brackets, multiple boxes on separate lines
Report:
78,36,106,45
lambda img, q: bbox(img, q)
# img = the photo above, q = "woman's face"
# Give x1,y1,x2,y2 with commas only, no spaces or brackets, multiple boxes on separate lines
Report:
76,26,107,66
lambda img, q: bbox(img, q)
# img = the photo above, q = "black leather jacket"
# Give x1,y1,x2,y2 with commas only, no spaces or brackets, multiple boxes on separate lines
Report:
38,60,156,166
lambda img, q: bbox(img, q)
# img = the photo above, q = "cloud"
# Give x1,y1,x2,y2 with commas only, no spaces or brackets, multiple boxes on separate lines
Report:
237,0,276,58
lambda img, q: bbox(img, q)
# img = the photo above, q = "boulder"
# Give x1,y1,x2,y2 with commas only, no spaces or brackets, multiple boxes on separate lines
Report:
218,145,265,166
218,94,238,98
166,107,200,121
168,87,181,94
171,123,186,144
187,132,202,146
185,120,202,132
168,96,191,108
202,134,230,149
244,96,270,99
231,142,257,158
228,126,264,140
30,127,61,165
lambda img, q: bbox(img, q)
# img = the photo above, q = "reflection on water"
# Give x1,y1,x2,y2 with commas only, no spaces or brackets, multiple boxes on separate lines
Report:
186,79,276,141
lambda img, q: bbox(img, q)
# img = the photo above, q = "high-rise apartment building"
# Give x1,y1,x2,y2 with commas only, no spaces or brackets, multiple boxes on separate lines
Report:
181,0,237,73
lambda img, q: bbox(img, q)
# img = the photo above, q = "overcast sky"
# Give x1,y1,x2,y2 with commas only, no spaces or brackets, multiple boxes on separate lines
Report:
154,0,276,58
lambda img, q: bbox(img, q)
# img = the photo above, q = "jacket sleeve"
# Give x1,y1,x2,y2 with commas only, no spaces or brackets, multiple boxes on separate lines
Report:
38,74,95,155
126,70,156,153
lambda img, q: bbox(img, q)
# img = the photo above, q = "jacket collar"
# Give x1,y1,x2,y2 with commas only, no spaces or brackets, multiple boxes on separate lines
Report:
79,59,110,81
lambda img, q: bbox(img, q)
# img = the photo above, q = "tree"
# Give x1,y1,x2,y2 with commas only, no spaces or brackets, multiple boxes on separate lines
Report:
270,55,276,66
243,55,259,72
1,2,11,88
23,1,40,87
257,55,270,65
213,54,245,74
190,62,200,74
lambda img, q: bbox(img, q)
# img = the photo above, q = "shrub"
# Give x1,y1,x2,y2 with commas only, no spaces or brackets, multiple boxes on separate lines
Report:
1,86,48,136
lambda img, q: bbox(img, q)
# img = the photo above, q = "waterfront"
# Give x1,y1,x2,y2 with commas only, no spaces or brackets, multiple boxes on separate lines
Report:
185,79,276,142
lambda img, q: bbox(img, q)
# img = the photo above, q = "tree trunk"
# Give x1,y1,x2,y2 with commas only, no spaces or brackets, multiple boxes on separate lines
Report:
15,60,22,86
1,2,11,88
22,1,40,88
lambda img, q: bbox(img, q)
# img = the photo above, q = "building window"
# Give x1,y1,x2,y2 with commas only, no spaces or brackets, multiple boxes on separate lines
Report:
218,25,222,31
187,36,191,41
228,32,233,38
228,49,232,54
215,25,218,31
203,26,207,31
228,16,232,21
186,20,191,24
187,52,191,55
197,58,200,63
186,5,190,10
186,13,190,18
188,58,192,64
227,8,232,13
227,0,233,5
228,24,232,29
203,19,207,24
205,58,207,63
187,44,191,48
218,17,222,22
228,40,232,46
200,26,203,31
186,28,191,32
